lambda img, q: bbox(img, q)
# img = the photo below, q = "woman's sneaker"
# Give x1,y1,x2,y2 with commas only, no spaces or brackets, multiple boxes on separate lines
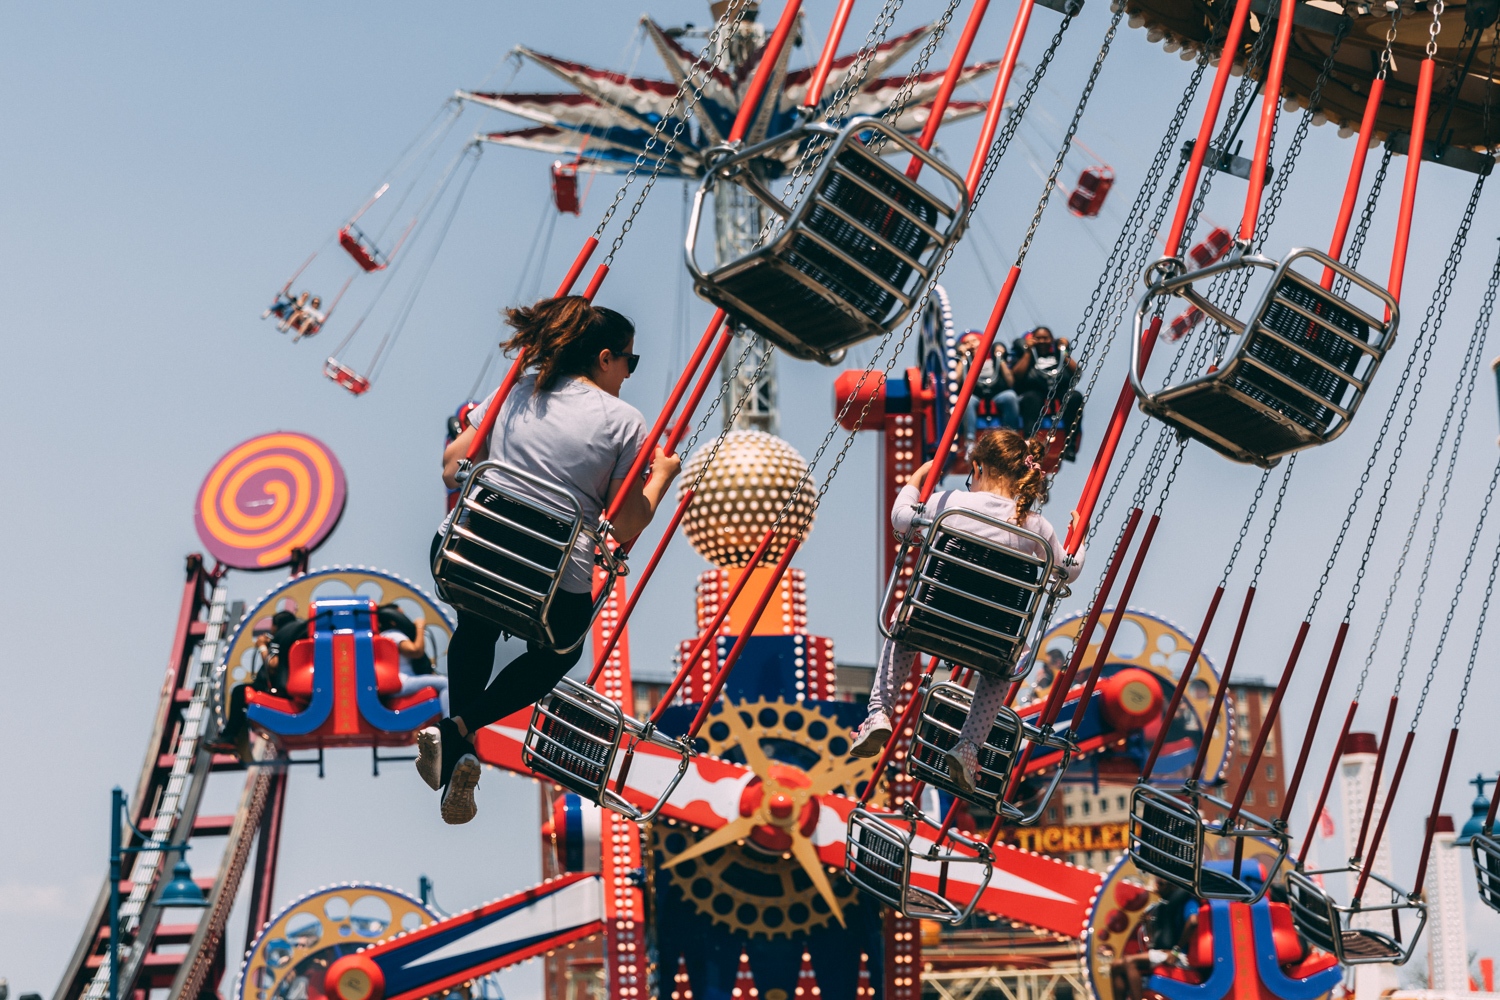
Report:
945,740,981,794
849,711,894,758
442,754,481,825
415,727,442,790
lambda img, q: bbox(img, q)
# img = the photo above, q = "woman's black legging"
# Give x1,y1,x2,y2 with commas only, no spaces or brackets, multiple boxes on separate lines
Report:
433,534,593,732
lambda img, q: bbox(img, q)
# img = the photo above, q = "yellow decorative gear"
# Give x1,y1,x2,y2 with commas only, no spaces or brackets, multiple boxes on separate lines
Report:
651,697,872,941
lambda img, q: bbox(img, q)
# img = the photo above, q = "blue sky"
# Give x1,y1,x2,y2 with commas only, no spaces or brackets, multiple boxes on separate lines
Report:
4,1,1500,996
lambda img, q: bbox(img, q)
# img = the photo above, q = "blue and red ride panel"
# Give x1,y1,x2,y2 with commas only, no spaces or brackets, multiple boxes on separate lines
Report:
245,596,440,749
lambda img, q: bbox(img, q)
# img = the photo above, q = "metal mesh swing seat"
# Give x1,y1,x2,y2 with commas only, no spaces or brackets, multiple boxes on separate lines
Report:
1286,866,1427,966
1473,832,1500,912
907,680,1076,818
1128,783,1289,902
881,507,1066,679
523,677,692,822
1129,247,1399,468
432,460,619,652
685,116,969,365
845,805,994,923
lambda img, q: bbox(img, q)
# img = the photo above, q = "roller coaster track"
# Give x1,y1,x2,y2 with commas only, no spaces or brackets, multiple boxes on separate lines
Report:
55,556,276,1000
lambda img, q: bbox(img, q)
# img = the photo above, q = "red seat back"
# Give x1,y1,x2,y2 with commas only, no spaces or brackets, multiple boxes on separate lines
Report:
286,639,316,699
1267,901,1305,964
372,634,403,696
1187,903,1215,970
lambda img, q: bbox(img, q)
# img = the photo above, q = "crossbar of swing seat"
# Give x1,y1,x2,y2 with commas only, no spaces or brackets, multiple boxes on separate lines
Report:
788,227,917,304
436,549,553,604
901,588,1027,637
914,545,1047,591
825,163,954,244
459,492,576,546
1129,784,1284,901
845,808,992,922
833,141,959,219
1230,355,1358,421
917,520,1052,577
1273,265,1390,335
444,525,565,584
1246,322,1376,389
808,194,930,272
1473,834,1500,911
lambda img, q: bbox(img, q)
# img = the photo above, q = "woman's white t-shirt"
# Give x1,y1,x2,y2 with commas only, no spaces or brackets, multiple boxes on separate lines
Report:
447,373,647,593
890,483,1084,583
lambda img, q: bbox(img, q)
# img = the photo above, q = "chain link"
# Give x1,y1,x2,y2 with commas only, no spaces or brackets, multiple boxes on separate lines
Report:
1357,239,1500,698
1219,468,1273,588
1250,454,1296,586
1300,176,1485,621
1428,0,1446,60
1411,455,1500,731
1378,7,1401,80
867,0,962,154
1453,460,1500,726
593,0,755,264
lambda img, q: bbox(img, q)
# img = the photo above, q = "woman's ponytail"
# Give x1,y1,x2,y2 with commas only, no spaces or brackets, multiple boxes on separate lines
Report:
501,296,635,391
971,428,1050,523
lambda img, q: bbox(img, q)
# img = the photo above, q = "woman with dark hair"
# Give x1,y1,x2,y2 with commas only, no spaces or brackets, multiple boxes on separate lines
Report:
377,603,448,714
422,296,681,824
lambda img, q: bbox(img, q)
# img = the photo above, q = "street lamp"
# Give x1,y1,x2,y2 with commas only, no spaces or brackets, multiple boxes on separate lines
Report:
107,787,208,1000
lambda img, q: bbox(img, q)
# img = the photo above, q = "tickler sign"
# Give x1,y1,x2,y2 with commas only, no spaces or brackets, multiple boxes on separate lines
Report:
1000,822,1129,855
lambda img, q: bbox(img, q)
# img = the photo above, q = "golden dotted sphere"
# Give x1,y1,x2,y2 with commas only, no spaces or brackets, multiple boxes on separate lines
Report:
680,430,816,568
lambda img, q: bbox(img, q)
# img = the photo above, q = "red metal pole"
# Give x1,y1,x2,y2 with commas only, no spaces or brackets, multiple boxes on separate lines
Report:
1298,700,1358,865
1064,0,1258,553
588,492,695,684
1278,621,1351,820
858,657,943,807
1411,726,1459,895
908,0,995,178
963,0,1039,195
1322,77,1385,286
729,0,805,145
1354,729,1414,900
1224,620,1312,824
1388,58,1436,304
1139,586,1224,779
1354,694,1399,860
1238,0,1298,244
803,0,858,108
1191,585,1257,782
689,540,803,734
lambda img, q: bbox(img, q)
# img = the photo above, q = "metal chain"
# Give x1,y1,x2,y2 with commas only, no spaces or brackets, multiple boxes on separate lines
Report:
593,0,755,263
1338,175,1484,622
1428,0,1447,60
1013,8,1122,267
1357,241,1500,698
1300,176,1485,620
866,0,963,153
1219,468,1273,588
723,13,1087,559
760,0,910,243
1378,8,1401,80
1249,454,1296,586
1411,455,1499,731
1453,460,1500,726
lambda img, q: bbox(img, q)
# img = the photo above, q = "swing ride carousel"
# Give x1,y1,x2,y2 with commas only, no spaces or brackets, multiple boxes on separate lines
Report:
64,0,1500,999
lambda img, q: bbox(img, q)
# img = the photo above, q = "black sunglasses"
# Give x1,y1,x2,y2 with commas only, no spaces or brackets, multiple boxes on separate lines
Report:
614,350,640,374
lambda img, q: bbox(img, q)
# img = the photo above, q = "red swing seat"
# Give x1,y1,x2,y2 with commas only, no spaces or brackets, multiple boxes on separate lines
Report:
552,162,582,215
338,224,389,272
323,359,371,395
1067,166,1115,218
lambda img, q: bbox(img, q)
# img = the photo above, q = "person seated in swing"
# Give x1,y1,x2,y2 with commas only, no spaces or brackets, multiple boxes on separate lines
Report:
955,331,1022,436
288,295,325,340
267,291,310,333
215,610,307,760
376,603,448,715
421,295,682,825
1011,326,1084,460
849,429,1083,792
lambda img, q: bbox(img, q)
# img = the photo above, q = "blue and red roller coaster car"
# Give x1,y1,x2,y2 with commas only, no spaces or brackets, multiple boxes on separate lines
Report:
245,596,441,749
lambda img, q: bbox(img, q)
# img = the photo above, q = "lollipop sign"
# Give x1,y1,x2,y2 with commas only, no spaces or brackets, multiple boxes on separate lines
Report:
194,431,346,569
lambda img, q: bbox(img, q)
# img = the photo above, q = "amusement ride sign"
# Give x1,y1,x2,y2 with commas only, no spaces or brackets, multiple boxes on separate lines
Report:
193,431,346,570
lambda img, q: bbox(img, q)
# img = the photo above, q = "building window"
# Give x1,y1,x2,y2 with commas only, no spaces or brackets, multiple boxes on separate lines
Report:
1099,799,1108,815
1268,790,1278,806
1265,736,1276,757
1082,800,1091,816
1245,790,1255,805
1117,795,1127,811
1238,738,1251,755
1265,764,1276,781
1066,804,1074,819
